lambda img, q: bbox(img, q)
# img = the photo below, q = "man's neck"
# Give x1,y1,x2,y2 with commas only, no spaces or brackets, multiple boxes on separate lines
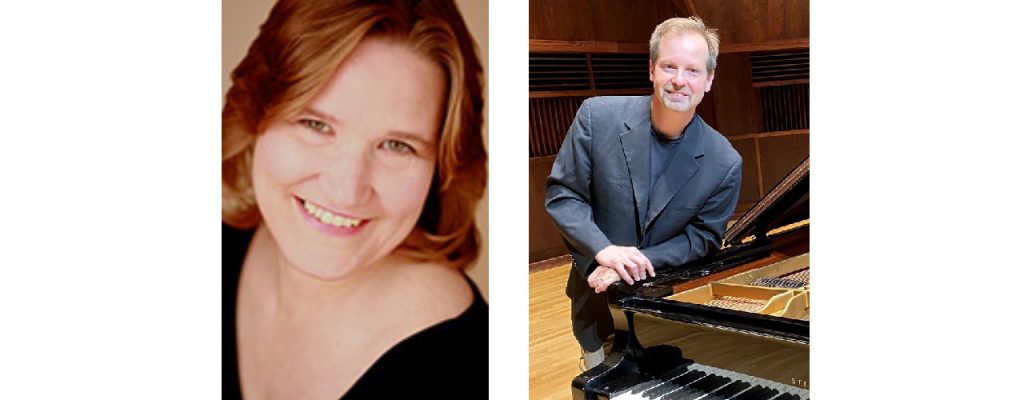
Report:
650,99,695,139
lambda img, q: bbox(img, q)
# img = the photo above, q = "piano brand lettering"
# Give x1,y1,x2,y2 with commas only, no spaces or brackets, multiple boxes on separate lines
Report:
791,378,808,388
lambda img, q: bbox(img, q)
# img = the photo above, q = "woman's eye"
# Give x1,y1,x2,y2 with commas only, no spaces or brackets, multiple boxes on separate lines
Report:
299,119,331,134
381,140,414,154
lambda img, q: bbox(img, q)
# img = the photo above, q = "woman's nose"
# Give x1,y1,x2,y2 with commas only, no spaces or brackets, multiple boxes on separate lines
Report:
320,146,373,207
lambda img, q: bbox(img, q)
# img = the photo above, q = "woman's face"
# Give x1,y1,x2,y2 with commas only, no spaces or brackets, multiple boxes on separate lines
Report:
251,37,446,280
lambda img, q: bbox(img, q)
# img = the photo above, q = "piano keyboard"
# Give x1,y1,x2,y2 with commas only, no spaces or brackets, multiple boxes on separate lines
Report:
608,362,809,400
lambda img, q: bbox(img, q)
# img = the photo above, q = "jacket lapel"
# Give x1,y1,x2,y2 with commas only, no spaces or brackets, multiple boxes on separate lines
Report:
644,116,707,231
620,98,652,230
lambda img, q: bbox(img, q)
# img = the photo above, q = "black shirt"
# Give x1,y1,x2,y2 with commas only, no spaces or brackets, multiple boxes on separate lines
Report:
223,224,488,399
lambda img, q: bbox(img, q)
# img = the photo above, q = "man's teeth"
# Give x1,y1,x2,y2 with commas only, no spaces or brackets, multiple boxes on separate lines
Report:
303,200,363,228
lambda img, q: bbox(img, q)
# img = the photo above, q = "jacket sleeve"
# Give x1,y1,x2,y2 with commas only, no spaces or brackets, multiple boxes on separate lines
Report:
545,99,613,279
643,157,742,269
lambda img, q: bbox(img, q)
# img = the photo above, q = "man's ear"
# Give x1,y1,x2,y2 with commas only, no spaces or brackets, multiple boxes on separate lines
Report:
649,60,655,82
705,70,715,92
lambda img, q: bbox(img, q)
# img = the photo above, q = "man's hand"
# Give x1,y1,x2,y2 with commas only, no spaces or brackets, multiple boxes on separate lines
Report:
587,265,622,293
593,245,655,286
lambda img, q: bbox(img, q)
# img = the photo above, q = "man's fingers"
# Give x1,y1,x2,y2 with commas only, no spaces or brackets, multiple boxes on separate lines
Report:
638,255,654,280
587,267,606,289
622,259,641,281
612,264,634,285
628,255,646,280
630,248,654,279
625,254,648,280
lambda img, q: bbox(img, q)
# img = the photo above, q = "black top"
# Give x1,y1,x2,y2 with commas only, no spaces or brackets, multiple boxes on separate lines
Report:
223,224,489,399
647,127,684,212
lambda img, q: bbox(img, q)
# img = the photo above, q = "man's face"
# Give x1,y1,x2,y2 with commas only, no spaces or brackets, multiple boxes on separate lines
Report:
649,32,715,114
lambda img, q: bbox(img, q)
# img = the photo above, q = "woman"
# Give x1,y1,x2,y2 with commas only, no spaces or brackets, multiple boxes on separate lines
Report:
221,0,487,398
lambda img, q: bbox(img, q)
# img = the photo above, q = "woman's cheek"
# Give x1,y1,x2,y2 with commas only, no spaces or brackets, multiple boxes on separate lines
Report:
381,160,436,213
254,129,317,186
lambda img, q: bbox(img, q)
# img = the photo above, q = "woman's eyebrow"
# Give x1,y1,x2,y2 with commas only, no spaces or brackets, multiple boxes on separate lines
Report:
301,106,340,125
389,130,437,147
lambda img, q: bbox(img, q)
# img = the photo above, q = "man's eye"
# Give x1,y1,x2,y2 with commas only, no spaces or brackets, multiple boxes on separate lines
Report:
299,119,331,134
381,140,414,154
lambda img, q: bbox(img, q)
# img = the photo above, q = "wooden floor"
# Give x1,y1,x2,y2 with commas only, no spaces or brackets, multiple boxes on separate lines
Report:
529,260,580,400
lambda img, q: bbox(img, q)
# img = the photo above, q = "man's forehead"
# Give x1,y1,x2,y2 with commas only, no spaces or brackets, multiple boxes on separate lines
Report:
657,32,709,60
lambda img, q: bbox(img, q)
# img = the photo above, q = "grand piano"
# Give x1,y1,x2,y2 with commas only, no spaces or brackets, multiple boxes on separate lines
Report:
572,157,810,400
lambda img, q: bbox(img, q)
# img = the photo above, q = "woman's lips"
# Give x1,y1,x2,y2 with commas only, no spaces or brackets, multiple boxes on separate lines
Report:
294,197,368,235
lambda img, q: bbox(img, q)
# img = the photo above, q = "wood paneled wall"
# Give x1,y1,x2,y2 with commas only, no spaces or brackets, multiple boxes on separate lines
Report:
713,52,762,136
529,156,569,261
694,0,809,45
529,0,808,47
529,96,587,158
729,131,809,214
529,0,681,43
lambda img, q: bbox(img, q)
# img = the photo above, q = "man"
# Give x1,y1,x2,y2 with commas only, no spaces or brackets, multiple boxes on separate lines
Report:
545,17,742,370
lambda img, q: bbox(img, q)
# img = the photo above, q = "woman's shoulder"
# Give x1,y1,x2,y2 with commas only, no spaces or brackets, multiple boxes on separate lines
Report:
343,269,487,399
389,259,478,321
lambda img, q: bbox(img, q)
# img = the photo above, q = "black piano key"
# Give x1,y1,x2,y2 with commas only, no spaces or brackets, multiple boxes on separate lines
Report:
633,365,691,398
705,380,749,400
647,371,705,399
603,374,649,398
643,382,680,399
663,386,702,400
662,375,712,400
755,386,779,400
686,374,733,399
644,371,688,397
661,385,696,400
662,375,715,400
630,379,661,395
770,394,798,400
663,389,694,400
733,385,769,400
669,370,707,387
654,364,693,382
760,388,781,400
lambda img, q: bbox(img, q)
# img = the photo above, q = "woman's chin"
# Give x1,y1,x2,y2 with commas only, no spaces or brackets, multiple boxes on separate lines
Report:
290,257,367,281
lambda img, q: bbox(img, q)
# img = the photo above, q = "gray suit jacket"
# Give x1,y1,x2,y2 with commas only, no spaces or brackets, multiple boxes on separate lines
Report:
546,96,742,281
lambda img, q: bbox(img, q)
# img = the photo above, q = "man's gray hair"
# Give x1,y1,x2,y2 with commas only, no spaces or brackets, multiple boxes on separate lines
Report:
649,16,720,73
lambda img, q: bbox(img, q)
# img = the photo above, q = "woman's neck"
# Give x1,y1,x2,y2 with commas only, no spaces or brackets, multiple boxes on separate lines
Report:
250,225,395,319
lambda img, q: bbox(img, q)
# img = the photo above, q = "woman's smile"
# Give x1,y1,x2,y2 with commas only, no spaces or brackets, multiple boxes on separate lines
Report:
295,196,368,236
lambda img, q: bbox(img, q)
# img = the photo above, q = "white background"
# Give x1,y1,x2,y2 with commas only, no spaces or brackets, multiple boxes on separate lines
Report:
1,1,1022,398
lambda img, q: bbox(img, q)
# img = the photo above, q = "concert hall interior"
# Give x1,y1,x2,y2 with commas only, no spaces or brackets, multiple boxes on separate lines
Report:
527,1,809,399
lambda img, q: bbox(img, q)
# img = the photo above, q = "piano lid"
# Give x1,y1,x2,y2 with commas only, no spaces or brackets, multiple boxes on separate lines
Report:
723,157,809,246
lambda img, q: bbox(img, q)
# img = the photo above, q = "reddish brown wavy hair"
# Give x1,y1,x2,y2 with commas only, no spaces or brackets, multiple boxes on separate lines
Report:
223,0,485,269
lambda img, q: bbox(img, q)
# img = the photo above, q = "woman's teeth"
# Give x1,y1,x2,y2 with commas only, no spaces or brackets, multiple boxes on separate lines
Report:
303,200,363,228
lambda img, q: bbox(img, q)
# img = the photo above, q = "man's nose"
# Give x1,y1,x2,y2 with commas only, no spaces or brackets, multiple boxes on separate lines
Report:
320,146,373,208
670,72,685,88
